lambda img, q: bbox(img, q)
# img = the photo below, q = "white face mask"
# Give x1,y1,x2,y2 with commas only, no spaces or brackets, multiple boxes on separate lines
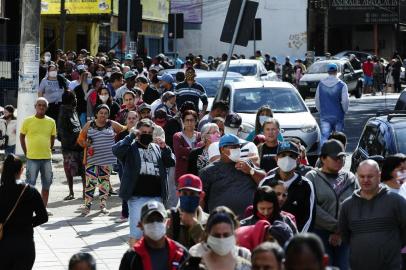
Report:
259,115,271,126
48,71,57,77
207,235,236,256
99,95,109,103
396,171,406,184
44,56,51,62
224,126,239,136
106,72,112,78
143,222,166,241
228,148,241,162
277,156,297,172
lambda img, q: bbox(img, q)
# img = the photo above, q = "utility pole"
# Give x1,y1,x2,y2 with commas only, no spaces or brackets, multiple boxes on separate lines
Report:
253,21,256,57
16,0,41,155
323,1,328,53
397,0,401,51
60,0,66,51
174,13,177,55
126,0,131,54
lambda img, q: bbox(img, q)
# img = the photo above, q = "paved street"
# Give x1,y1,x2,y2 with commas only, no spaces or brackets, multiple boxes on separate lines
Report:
28,92,400,270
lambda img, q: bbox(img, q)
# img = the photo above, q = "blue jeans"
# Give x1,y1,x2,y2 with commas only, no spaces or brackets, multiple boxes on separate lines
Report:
313,228,349,270
127,196,162,239
320,119,344,146
117,162,128,218
26,159,53,190
79,113,87,127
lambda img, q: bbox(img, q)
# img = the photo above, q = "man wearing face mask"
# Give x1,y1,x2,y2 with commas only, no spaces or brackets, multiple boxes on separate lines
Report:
200,134,265,217
260,141,315,233
167,174,209,249
119,201,189,270
112,119,175,246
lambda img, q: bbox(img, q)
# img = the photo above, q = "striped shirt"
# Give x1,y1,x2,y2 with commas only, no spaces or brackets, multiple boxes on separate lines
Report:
86,121,116,166
174,81,208,110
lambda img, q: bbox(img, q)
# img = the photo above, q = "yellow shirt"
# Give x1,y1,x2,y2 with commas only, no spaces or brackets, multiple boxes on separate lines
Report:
20,115,56,159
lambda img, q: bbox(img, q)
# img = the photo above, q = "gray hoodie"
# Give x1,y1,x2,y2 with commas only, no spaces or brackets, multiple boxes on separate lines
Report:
339,185,406,270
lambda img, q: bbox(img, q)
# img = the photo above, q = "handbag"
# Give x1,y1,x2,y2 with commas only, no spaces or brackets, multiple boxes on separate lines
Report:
0,184,28,240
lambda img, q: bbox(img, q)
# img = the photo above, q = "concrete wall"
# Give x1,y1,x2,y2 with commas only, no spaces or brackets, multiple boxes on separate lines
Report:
177,0,308,59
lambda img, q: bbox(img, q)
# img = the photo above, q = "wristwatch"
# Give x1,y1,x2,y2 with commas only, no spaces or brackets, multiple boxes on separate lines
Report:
250,168,255,176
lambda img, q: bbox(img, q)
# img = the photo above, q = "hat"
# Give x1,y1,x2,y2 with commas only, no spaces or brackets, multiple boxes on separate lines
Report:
219,134,240,148
80,49,88,55
178,174,203,192
277,141,299,156
162,91,176,102
125,54,133,60
321,139,346,157
140,201,167,221
138,103,151,112
268,220,294,247
157,73,174,84
224,113,242,129
124,71,137,80
327,63,338,72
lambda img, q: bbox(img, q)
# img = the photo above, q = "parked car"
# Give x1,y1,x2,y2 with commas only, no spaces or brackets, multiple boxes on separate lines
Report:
350,110,406,172
216,59,278,82
214,81,321,163
298,59,363,99
158,68,208,78
334,50,373,63
395,90,406,110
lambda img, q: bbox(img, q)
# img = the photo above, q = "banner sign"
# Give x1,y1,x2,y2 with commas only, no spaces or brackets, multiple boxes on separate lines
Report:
171,0,202,23
41,0,112,15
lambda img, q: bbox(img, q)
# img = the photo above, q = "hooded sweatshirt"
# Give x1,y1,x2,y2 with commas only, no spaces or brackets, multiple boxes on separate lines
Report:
315,75,349,122
339,185,406,270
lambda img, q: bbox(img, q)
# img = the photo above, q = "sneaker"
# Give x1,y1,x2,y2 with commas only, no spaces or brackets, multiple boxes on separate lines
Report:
81,207,90,216
100,207,110,215
47,210,53,216
114,216,128,223
109,190,118,196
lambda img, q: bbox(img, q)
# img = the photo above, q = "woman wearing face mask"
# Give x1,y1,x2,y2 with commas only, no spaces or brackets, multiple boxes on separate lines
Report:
189,206,252,270
188,123,220,176
94,64,107,82
77,104,125,216
173,110,201,181
0,105,17,155
0,154,48,270
246,106,283,142
73,71,92,126
87,86,120,120
382,154,406,194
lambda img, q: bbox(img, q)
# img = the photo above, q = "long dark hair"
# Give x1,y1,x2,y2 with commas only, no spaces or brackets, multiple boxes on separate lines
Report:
253,186,281,223
0,154,23,187
381,154,406,182
255,105,273,135
95,86,113,106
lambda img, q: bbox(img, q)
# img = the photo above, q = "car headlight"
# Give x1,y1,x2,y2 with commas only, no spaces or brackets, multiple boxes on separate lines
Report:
301,125,317,133
239,122,255,137
299,81,307,86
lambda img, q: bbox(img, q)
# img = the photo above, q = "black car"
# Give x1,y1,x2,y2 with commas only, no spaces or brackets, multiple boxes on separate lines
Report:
350,110,406,172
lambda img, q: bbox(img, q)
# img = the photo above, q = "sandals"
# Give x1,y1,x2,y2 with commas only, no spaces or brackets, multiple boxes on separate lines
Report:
64,194,75,201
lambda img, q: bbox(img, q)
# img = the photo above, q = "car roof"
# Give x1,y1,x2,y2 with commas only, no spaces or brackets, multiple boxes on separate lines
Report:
312,59,348,65
226,80,294,89
369,114,406,128
221,59,262,65
196,71,243,78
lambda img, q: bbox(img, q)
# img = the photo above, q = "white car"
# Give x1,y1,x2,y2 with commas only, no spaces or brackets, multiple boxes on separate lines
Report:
216,59,278,82
214,81,321,162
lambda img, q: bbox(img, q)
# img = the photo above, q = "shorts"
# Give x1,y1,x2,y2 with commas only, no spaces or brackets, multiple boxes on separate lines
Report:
364,75,373,86
26,159,53,190
62,150,84,177
127,196,162,239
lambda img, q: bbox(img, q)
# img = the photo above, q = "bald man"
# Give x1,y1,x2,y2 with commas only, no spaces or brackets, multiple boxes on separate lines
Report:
339,160,406,270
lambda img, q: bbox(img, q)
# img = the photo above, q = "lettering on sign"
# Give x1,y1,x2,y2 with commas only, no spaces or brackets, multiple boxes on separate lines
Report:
288,32,307,50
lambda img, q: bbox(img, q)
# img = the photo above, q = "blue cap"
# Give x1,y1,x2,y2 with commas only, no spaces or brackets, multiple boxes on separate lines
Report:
327,63,338,72
157,73,174,84
219,134,241,148
277,141,299,155
125,54,133,60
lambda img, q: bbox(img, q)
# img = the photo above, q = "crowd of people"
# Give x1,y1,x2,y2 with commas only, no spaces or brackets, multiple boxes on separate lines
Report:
0,48,406,270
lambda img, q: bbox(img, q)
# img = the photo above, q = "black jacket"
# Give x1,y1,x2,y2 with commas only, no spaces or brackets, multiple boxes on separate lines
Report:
57,105,82,151
187,146,205,176
261,168,315,233
143,86,161,105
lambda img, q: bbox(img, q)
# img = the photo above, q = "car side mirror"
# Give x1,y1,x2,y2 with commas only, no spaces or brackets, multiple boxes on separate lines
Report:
309,106,318,113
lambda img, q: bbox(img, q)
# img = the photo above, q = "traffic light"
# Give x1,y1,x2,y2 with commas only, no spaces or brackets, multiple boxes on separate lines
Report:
249,18,262,40
118,0,142,33
168,13,184,39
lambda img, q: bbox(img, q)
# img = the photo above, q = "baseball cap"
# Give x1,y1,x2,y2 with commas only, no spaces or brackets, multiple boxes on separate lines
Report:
224,113,242,129
162,91,175,102
137,103,151,112
177,174,203,192
219,134,241,148
140,201,167,221
124,71,137,80
277,141,299,156
125,53,133,60
327,63,338,72
157,73,174,84
367,55,372,60
321,139,346,157
268,220,294,247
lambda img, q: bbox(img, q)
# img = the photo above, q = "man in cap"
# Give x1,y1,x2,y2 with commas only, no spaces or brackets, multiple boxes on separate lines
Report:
119,201,189,270
157,73,175,93
200,134,264,217
362,55,374,94
305,139,357,269
167,174,209,249
115,71,138,102
261,141,315,232
123,53,133,68
315,63,349,145
134,57,149,78
193,57,209,71
155,91,177,117
138,103,152,120
175,67,208,119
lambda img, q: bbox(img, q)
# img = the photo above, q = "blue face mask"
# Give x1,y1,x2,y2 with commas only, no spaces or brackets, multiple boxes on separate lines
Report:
179,195,200,213
87,78,92,85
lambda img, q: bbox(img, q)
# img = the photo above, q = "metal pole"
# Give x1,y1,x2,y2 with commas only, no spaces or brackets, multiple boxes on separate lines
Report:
253,19,256,58
60,0,66,51
16,0,41,155
324,6,328,53
397,0,401,51
126,0,131,54
219,0,248,93
174,13,177,55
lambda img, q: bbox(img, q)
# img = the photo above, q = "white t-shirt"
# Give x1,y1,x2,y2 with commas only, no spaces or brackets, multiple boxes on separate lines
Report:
68,80,80,91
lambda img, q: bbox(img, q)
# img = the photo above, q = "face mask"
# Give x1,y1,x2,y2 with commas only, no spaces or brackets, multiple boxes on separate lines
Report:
209,133,220,143
179,195,200,213
44,56,51,62
106,72,112,78
48,71,57,77
139,133,153,145
277,156,297,172
99,95,109,103
396,171,406,184
87,78,92,85
96,71,105,76
143,222,166,241
259,116,271,126
207,235,236,256
228,148,241,162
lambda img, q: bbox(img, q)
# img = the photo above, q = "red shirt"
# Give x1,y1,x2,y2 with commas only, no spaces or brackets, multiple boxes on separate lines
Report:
362,61,374,77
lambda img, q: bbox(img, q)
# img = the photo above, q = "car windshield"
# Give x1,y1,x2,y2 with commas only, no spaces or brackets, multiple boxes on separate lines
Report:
218,64,257,76
307,62,341,74
395,128,406,153
233,88,307,113
196,77,244,97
